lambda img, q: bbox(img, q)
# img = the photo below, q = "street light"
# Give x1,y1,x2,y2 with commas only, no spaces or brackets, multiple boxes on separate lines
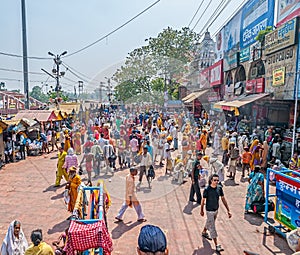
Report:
47,51,67,109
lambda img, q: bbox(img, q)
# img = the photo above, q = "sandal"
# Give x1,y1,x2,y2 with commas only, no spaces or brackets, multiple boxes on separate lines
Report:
202,232,212,240
137,218,147,222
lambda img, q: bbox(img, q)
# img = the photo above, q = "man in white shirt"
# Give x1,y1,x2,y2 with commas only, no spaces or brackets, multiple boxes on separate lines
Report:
164,136,175,175
138,146,153,188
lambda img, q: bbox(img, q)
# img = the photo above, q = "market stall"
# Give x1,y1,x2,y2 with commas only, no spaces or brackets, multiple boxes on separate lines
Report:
264,168,300,238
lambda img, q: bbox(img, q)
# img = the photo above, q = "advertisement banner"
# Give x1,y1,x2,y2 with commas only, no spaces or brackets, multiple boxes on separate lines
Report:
240,47,250,62
275,174,300,230
224,10,242,53
215,28,224,60
265,17,297,55
223,52,239,72
199,68,210,89
265,45,297,100
209,60,223,86
272,67,285,86
277,0,300,27
240,0,275,49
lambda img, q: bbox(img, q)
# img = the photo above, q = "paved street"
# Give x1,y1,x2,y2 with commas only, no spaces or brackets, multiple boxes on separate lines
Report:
0,151,293,255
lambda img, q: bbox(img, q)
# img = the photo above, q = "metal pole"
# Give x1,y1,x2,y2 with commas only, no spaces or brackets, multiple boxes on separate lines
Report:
292,71,300,156
56,55,60,110
21,0,30,109
99,82,103,103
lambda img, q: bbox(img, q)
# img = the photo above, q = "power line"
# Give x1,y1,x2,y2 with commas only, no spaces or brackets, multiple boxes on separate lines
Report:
64,0,161,58
187,0,205,27
211,0,248,37
191,0,213,31
0,67,46,75
0,51,51,60
198,0,230,36
62,62,94,81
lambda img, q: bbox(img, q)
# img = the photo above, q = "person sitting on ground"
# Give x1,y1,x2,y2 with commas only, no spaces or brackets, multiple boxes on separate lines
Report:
244,165,264,214
24,229,54,255
52,228,68,255
1,220,28,255
137,225,168,255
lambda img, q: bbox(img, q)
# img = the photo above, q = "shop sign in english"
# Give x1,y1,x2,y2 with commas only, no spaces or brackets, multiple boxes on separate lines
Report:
272,67,285,86
265,17,297,55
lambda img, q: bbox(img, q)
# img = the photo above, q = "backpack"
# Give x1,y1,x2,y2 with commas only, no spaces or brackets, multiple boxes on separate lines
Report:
95,147,104,161
147,165,155,179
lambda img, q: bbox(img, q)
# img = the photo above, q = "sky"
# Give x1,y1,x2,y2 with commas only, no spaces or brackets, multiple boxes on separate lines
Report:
0,0,247,94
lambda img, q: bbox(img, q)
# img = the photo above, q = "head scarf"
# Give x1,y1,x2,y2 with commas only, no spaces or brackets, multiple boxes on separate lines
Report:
138,225,167,253
1,220,28,255
67,148,74,155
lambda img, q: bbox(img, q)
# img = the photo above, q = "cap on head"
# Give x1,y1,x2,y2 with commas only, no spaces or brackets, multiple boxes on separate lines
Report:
138,225,167,253
203,155,209,162
197,152,203,157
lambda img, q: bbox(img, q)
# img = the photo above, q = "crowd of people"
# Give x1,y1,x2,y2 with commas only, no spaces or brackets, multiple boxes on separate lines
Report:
1,106,300,254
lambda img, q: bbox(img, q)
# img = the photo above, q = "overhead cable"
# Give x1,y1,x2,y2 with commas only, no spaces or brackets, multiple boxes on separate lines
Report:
187,0,205,27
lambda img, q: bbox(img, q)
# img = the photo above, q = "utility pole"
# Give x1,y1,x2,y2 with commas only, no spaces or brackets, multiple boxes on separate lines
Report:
47,51,67,110
99,82,104,103
78,81,83,98
21,0,30,109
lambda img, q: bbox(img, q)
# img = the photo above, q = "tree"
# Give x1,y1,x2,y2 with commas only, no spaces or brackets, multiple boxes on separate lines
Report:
30,86,48,103
255,26,273,46
113,27,199,103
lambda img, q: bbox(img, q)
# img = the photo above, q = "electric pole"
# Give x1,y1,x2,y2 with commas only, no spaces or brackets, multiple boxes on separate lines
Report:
47,51,67,109
21,0,30,109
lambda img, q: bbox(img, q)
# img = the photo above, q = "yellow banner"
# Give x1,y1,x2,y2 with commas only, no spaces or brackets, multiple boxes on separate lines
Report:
272,67,285,86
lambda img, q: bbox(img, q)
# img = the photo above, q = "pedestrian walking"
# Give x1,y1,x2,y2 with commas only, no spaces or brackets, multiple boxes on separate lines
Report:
164,136,175,175
138,146,153,189
115,168,146,222
189,152,203,204
55,147,68,187
200,174,232,253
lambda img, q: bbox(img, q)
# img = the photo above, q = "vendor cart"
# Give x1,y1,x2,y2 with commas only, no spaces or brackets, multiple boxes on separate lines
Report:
66,182,113,255
264,168,300,238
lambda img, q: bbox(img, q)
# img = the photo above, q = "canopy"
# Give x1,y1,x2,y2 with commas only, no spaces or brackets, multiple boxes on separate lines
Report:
183,89,209,103
14,110,57,122
214,93,269,108
59,103,80,115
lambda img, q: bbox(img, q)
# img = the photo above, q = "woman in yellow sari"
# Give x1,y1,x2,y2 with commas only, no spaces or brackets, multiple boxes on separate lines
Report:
73,131,81,155
25,229,54,255
63,130,71,152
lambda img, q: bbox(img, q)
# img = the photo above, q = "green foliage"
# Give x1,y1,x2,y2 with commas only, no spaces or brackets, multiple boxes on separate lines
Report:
255,26,273,45
30,86,49,103
113,27,199,104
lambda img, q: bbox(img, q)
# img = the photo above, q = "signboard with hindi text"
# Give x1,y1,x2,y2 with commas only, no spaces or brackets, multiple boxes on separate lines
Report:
275,173,300,230
272,67,285,86
265,17,298,55
240,0,275,49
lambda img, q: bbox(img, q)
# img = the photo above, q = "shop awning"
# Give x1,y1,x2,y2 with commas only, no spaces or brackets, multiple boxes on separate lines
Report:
182,92,196,102
215,93,269,108
14,110,57,122
183,90,209,103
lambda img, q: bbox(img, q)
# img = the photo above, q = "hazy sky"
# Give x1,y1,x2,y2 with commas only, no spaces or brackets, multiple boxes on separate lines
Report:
0,0,247,93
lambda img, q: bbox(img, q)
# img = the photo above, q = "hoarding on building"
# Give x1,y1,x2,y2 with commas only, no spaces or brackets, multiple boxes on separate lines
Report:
240,0,275,49
223,52,240,72
273,67,286,86
209,60,223,86
265,45,297,100
277,0,300,27
224,10,242,53
240,47,250,62
265,17,298,55
215,28,224,60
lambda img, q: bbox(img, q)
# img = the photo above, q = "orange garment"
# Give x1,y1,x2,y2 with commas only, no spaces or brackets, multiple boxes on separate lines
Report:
68,174,81,212
242,151,252,164
199,133,207,149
